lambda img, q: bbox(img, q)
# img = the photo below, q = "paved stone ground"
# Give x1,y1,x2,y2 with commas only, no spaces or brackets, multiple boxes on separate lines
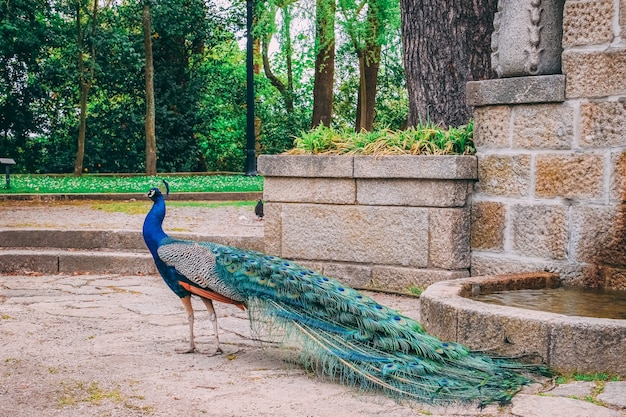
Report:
1,200,625,416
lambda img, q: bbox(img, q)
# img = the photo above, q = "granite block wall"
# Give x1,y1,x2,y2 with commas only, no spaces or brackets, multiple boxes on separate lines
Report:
258,155,476,291
469,0,626,288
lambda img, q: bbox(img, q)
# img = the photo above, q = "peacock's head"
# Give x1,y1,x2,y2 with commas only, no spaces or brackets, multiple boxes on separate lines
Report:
147,180,170,202
147,187,162,202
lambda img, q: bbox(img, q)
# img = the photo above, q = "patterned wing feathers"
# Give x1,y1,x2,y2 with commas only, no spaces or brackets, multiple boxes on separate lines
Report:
157,242,243,302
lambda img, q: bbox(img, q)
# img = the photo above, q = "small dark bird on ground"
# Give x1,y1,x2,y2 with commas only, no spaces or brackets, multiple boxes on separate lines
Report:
254,199,264,220
142,183,550,407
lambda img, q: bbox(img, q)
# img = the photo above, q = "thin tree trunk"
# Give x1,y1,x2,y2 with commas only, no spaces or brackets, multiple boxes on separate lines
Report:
311,0,335,128
261,5,294,113
74,0,97,176
400,0,497,127
143,2,156,176
354,4,380,132
74,83,88,175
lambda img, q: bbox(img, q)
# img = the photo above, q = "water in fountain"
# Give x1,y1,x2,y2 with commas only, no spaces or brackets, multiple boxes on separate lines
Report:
473,287,626,320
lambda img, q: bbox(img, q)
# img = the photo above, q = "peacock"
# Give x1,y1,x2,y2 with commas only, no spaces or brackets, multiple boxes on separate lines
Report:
142,182,550,407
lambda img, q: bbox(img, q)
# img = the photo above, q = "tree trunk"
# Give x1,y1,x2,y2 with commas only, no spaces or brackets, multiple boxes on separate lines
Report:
311,0,335,128
143,2,157,176
73,2,85,176
261,5,293,113
74,83,88,175
73,0,98,176
400,0,497,127
355,5,381,133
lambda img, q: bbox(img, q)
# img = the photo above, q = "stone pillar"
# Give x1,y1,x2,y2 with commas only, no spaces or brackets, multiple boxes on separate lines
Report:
467,0,626,289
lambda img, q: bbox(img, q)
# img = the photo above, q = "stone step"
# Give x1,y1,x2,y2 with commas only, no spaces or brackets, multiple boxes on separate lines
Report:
0,248,157,275
0,229,264,275
0,229,264,252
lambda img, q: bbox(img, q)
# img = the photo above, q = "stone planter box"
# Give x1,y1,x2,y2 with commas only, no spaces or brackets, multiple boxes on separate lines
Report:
258,154,477,291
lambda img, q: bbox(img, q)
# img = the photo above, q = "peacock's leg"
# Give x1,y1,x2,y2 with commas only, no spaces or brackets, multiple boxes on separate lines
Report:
177,295,196,354
199,297,223,355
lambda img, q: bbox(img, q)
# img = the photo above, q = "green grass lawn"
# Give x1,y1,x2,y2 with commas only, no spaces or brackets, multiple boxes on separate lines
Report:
0,174,264,194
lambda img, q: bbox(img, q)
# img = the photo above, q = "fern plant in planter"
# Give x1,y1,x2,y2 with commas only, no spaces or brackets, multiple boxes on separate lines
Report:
285,121,475,156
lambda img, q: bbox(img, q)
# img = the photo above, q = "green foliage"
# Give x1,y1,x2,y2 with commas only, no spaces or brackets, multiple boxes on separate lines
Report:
407,286,424,297
288,121,475,155
0,0,409,174
0,174,264,194
555,372,620,385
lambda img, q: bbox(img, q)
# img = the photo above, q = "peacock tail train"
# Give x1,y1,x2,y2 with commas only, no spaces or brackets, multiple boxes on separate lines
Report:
143,186,550,408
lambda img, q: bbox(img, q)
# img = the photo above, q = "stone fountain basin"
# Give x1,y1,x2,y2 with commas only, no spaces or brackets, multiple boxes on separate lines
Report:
420,272,626,376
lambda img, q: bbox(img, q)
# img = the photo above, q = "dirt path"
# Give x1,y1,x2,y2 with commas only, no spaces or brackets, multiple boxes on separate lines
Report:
0,200,264,237
0,273,494,417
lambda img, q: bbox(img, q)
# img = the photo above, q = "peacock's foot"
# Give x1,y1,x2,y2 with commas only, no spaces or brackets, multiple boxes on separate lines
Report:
176,346,197,354
206,346,223,357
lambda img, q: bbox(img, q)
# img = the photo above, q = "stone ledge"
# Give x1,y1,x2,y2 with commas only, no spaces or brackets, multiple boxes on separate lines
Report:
0,229,264,252
466,75,566,106
354,155,477,179
258,155,354,178
259,154,478,180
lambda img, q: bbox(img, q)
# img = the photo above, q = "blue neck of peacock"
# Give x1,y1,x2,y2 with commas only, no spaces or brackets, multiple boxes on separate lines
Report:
143,195,168,257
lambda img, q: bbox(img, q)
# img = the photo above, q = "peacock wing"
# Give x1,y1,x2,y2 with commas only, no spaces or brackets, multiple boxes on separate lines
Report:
156,241,244,303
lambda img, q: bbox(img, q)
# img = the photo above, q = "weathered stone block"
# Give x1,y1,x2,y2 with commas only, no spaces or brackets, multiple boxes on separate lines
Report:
512,104,574,149
429,208,471,269
563,49,626,98
58,252,156,275
511,204,568,260
466,76,566,106
280,204,429,267
263,177,356,204
0,229,107,249
571,205,626,265
562,0,614,47
257,155,353,178
579,101,626,148
356,179,470,207
0,251,59,274
353,155,477,180
549,317,626,375
475,154,531,197
471,201,505,250
321,262,372,288
262,202,282,256
610,151,626,202
470,254,595,286
605,266,626,290
535,153,604,199
472,106,511,148
419,281,462,341
371,266,468,290
456,305,551,359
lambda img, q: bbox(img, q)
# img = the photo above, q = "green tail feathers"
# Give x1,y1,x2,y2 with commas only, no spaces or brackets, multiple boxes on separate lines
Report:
201,241,551,407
